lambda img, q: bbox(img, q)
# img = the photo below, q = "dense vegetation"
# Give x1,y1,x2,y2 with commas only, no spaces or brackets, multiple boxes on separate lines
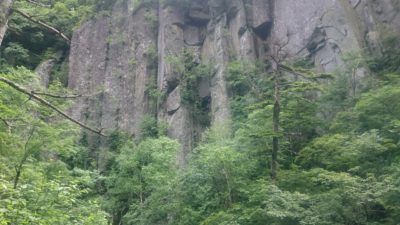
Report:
1,0,400,225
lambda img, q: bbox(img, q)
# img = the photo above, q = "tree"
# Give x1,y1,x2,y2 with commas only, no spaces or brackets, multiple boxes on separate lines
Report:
0,67,108,224
0,76,105,135
103,137,179,225
0,0,107,135
267,38,328,179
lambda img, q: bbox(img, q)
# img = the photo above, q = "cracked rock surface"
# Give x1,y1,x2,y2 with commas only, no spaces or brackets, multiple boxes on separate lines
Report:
68,0,400,164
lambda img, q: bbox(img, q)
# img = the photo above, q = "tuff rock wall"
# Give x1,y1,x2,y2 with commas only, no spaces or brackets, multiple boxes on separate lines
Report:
68,0,399,165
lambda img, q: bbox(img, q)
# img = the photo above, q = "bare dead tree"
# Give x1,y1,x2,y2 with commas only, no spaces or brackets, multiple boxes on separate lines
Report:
266,31,332,180
267,36,290,180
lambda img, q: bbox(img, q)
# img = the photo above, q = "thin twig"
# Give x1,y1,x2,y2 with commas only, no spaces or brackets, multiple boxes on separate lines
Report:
14,127,36,189
31,91,83,99
0,116,11,133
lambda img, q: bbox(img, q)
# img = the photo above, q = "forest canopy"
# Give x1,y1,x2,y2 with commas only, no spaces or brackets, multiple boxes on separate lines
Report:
0,0,400,225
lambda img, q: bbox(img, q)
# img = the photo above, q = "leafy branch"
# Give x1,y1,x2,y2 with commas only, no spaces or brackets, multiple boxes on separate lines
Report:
0,76,105,136
12,8,71,44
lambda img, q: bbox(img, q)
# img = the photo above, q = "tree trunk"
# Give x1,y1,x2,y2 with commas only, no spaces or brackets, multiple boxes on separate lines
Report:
271,71,280,180
13,163,23,189
13,127,35,189
0,0,14,47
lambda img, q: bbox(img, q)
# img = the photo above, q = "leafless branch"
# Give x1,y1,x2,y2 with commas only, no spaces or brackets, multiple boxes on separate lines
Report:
278,64,313,80
12,8,71,44
0,116,11,133
0,77,105,136
14,126,36,189
31,91,83,99
0,117,10,127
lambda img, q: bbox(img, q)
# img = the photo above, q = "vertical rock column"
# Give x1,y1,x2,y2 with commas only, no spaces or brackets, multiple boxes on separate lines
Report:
229,0,257,60
201,3,231,124
99,3,158,136
0,0,14,46
202,14,231,124
68,17,110,140
157,4,194,166
68,1,159,154
201,0,270,124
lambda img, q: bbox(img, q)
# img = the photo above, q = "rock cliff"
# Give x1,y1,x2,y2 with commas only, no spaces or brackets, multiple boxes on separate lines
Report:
0,0,14,46
68,0,399,164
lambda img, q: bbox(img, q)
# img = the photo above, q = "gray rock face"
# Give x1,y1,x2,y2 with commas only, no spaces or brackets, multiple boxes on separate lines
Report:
157,3,194,166
68,0,399,163
69,2,158,137
0,0,14,47
35,51,63,87
36,59,57,87
270,0,398,92
245,0,273,39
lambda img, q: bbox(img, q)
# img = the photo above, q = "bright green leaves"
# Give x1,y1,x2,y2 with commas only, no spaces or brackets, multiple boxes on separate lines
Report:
165,48,215,127
2,43,30,66
167,125,252,225
103,137,179,224
277,169,392,225
2,0,97,69
367,31,400,75
355,85,400,134
178,49,214,126
297,131,394,175
138,114,168,139
0,67,108,224
0,167,107,225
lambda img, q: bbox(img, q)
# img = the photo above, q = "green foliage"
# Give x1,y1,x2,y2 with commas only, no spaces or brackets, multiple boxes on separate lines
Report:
1,0,97,70
138,114,168,141
226,60,271,130
0,168,108,225
169,49,214,126
2,43,30,66
296,131,393,175
144,9,158,32
241,181,310,225
170,124,255,225
102,137,179,224
355,85,400,132
2,3,400,224
367,31,400,74
0,67,108,224
139,114,160,139
145,43,158,68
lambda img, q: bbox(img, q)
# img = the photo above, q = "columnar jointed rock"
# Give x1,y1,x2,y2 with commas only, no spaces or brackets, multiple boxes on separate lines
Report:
157,3,194,166
68,0,400,164
69,2,158,138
